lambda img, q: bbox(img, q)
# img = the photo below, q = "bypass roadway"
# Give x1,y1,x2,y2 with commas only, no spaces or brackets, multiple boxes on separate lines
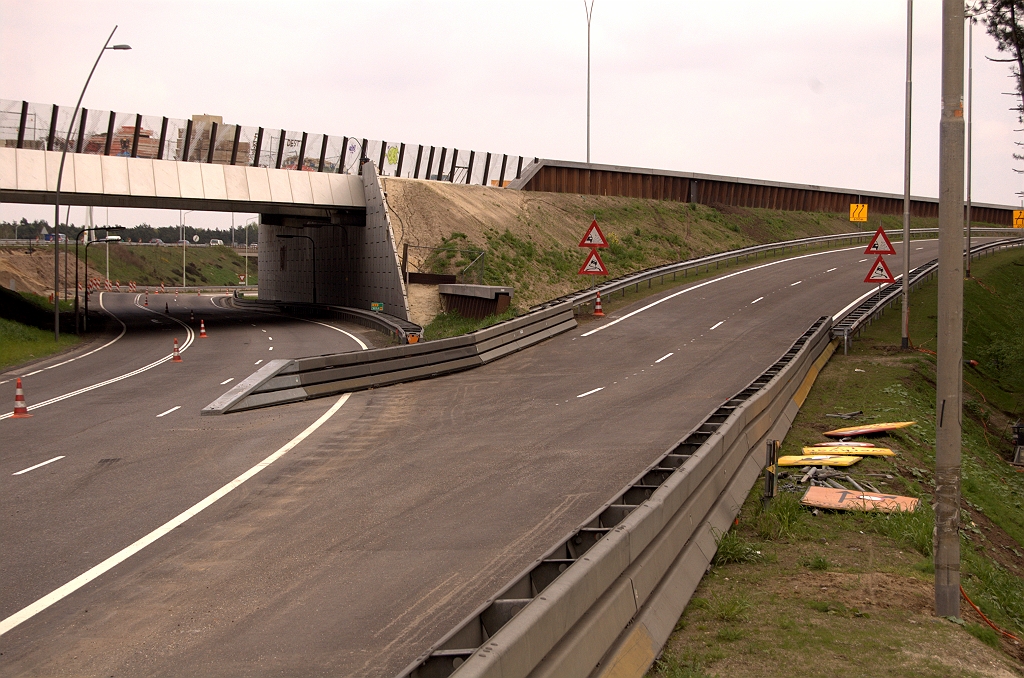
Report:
0,239,967,677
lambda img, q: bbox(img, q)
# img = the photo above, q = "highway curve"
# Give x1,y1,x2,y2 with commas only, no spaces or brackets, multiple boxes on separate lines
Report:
0,241,960,676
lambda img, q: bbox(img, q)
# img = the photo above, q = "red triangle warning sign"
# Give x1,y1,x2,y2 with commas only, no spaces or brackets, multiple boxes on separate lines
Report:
864,255,896,283
578,249,609,275
578,220,609,248
864,227,896,255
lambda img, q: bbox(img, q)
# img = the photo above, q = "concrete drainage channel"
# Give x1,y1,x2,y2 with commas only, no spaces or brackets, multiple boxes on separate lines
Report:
397,317,835,678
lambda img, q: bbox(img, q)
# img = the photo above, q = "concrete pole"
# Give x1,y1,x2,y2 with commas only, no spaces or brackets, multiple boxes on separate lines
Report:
935,0,965,619
901,0,913,349
965,17,974,279
584,1,594,164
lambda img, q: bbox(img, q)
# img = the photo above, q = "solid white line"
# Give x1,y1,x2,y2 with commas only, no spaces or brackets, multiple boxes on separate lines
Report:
0,380,8,385
710,321,724,330
12,456,65,476
655,353,674,363
301,319,369,350
581,245,865,337
22,370,43,377
577,387,604,398
826,268,837,273
29,293,129,375
832,273,904,320
0,393,351,638
156,405,180,418
220,377,234,385
751,296,763,304
0,298,194,421
790,281,802,286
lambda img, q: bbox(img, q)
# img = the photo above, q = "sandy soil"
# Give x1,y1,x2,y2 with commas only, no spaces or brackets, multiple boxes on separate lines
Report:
0,246,101,296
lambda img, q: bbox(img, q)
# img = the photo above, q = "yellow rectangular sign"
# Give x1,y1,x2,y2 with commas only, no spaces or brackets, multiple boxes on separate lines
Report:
850,204,868,222
1014,210,1024,228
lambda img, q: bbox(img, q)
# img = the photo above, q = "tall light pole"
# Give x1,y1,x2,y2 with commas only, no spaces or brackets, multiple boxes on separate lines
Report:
52,27,131,340
180,209,195,287
901,0,913,350
584,0,595,164
966,14,975,279
245,216,257,288
935,0,965,619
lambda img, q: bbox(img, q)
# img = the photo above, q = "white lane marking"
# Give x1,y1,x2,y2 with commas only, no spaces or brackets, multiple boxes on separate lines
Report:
0,393,351,638
22,370,43,377
826,268,837,273
577,387,604,398
268,337,272,340
0,300,194,421
220,378,234,385
156,405,181,418
261,329,267,333
751,296,764,304
581,245,866,337
710,321,724,330
255,359,263,365
0,380,8,385
790,281,802,286
268,346,274,351
916,247,924,250
832,273,904,320
26,293,128,376
210,296,221,307
858,258,868,262
12,456,65,476
300,320,369,350
655,353,674,363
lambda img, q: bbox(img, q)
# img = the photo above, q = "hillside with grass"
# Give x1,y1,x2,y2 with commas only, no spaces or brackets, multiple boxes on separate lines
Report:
650,248,1024,677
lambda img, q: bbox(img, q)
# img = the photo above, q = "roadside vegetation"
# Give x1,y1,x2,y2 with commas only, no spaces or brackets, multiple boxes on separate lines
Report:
650,247,1024,677
0,317,81,371
422,308,517,341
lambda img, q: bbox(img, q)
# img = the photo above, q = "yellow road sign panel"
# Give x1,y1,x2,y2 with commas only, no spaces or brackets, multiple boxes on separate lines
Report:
802,446,894,457
850,204,868,222
778,455,862,467
1014,210,1024,228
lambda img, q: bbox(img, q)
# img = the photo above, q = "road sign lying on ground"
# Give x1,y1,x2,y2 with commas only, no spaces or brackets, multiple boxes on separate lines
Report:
850,204,868,222
578,220,608,248
802,446,894,457
1014,210,1024,228
578,249,609,275
801,486,919,513
811,441,875,447
864,225,896,255
864,255,896,283
778,455,861,467
823,421,916,437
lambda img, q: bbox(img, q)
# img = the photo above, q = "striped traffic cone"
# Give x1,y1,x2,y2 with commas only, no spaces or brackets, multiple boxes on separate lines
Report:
171,338,182,363
593,290,605,317
11,378,32,418
199,320,207,338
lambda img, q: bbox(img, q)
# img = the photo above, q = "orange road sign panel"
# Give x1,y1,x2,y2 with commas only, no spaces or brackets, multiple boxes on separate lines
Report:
578,248,609,275
864,226,896,255
850,204,868,222
579,220,609,248
778,455,862,467
864,255,896,283
811,441,875,447
801,486,919,513
823,421,916,437
802,446,894,457
1014,210,1024,228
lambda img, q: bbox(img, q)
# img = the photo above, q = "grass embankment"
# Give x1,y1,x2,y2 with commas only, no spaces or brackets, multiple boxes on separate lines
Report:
422,308,518,341
0,317,81,371
651,248,1024,677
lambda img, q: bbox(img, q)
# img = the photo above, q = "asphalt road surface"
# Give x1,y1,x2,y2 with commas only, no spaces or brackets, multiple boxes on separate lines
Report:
0,241,957,676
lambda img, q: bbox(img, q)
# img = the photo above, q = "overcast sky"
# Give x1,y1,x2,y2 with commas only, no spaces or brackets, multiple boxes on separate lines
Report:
2,1,1021,230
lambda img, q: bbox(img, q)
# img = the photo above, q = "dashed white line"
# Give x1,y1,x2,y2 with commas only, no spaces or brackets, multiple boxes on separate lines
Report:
710,321,724,330
268,337,273,341
254,359,263,365
22,370,43,377
751,297,764,304
790,280,802,286
916,247,924,250
269,347,274,351
220,378,234,385
0,393,352,638
655,353,674,363
12,456,64,476
826,268,837,273
156,405,181,418
577,387,604,398
858,258,868,263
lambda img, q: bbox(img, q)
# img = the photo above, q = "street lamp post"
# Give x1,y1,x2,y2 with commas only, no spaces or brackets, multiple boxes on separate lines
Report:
901,0,913,350
966,14,975,279
245,216,257,287
276,233,316,304
584,1,595,164
52,26,130,341
180,209,195,288
84,235,122,331
74,225,125,333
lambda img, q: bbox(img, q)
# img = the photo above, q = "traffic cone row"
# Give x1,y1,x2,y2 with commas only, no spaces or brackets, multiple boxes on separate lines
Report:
199,320,207,338
171,338,182,362
593,290,605,317
11,378,31,418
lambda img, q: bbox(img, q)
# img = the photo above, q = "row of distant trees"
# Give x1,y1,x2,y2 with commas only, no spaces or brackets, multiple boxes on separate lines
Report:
0,218,258,245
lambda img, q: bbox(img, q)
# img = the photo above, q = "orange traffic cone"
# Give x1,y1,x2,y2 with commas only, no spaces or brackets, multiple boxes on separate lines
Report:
594,290,605,317
171,338,183,362
199,320,207,338
11,378,32,418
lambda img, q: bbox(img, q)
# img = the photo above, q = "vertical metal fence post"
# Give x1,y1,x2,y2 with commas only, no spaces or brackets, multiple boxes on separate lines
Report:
181,119,193,161
231,124,243,166
482,151,491,186
498,154,508,187
338,136,348,173
396,142,406,177
414,145,424,179
252,127,264,167
296,131,308,170
275,129,286,169
437,148,447,180
156,117,168,160
466,151,475,184
130,113,142,157
16,100,28,148
425,146,436,179
103,110,115,156
76,109,88,153
317,135,328,172
378,140,387,170
47,105,59,151
207,122,218,163
450,149,459,182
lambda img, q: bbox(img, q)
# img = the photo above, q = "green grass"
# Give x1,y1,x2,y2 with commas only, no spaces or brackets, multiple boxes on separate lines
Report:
0,317,81,371
422,308,518,341
19,291,74,313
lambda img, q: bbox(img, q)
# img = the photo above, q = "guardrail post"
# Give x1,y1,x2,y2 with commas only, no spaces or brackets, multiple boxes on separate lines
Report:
762,439,779,509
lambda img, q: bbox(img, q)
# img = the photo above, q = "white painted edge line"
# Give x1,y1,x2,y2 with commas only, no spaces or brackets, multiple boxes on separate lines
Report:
832,273,904,321
580,245,865,337
12,456,65,476
0,297,194,421
710,321,724,330
826,268,838,273
655,352,674,363
156,405,181,418
17,293,128,378
220,377,234,385
301,319,370,351
751,297,764,304
790,280,802,286
22,369,43,377
577,387,604,398
0,393,351,638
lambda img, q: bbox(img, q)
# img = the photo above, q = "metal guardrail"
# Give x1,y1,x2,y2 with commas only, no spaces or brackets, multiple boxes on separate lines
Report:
229,294,420,342
397,318,835,678
202,303,576,415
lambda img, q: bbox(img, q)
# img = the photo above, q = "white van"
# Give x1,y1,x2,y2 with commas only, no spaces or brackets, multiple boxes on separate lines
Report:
209,239,224,246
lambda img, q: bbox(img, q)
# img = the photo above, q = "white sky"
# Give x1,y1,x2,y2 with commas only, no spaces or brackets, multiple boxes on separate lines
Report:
2,0,1021,231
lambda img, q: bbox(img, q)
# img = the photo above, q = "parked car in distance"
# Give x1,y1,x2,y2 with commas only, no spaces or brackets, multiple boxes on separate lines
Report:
149,238,164,244
209,239,224,246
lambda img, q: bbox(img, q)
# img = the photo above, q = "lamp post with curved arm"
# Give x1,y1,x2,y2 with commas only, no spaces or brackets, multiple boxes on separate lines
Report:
74,225,125,333
52,27,131,340
84,235,122,332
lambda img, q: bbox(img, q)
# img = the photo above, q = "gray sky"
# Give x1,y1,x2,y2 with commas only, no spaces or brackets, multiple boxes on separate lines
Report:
1,0,1021,230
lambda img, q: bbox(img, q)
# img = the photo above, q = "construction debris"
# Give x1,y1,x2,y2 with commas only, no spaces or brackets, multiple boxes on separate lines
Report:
802,446,895,457
778,455,861,467
823,421,916,437
825,410,862,420
811,441,876,448
800,486,919,513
